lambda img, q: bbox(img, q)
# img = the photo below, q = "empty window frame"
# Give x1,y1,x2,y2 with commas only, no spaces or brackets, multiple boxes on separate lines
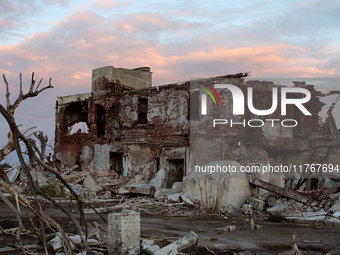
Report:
138,98,148,124
61,102,88,134
110,152,123,175
96,104,106,137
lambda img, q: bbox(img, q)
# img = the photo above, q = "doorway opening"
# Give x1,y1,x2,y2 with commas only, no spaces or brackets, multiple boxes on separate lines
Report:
167,159,184,188
110,152,123,175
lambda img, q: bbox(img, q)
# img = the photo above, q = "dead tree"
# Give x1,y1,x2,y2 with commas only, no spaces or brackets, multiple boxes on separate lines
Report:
0,73,92,254
0,73,51,161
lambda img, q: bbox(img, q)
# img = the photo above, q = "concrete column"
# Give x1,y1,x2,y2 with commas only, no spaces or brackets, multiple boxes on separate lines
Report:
108,211,140,255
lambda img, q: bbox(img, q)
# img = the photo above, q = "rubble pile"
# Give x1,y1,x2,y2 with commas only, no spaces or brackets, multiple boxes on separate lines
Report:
141,231,198,255
243,186,340,226
83,195,199,217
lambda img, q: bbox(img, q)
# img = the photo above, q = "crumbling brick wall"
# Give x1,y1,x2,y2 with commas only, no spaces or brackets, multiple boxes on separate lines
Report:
54,79,190,187
55,69,338,202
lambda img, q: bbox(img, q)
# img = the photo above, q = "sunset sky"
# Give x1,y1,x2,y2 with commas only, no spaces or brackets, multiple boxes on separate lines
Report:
1,0,340,163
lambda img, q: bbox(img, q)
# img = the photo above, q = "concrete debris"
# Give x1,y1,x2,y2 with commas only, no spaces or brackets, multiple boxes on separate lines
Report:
153,231,198,255
242,204,253,216
48,233,68,250
169,194,180,203
333,211,340,218
108,211,140,255
180,194,195,207
48,233,99,251
62,172,88,184
82,197,198,217
154,181,183,199
267,201,296,214
149,169,167,190
217,225,237,233
249,197,265,211
118,184,156,196
242,182,340,227
142,239,161,253
66,183,85,196
141,239,155,247
248,178,310,204
69,235,99,245
329,200,340,211
147,245,161,253
5,165,21,183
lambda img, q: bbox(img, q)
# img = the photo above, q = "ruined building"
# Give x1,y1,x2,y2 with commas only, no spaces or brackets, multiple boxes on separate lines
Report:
55,66,190,194
54,66,340,208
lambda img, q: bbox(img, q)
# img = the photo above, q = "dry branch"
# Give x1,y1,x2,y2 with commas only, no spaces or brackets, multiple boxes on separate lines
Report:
0,190,26,254
0,72,95,254
1,72,52,161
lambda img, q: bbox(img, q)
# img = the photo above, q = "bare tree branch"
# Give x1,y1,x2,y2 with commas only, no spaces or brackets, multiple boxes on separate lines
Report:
3,72,53,116
0,72,93,254
0,190,26,254
0,72,53,161
0,179,73,254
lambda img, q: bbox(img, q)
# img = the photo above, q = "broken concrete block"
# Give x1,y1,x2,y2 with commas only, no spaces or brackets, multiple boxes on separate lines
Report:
155,182,184,199
142,239,159,253
267,201,293,214
168,248,178,255
267,197,277,207
172,181,184,191
147,245,160,253
8,165,20,183
119,184,156,196
251,193,268,202
154,231,198,255
250,197,265,211
333,211,340,218
108,211,140,255
310,201,318,207
69,235,98,245
180,195,195,207
48,233,77,251
141,239,155,248
329,192,340,200
149,169,167,190
48,234,63,250
305,207,314,212
324,201,333,211
169,195,179,203
254,225,263,230
330,200,340,212
227,226,236,232
281,211,303,217
242,204,253,215
83,174,98,192
66,184,85,196
293,201,304,208
217,225,236,233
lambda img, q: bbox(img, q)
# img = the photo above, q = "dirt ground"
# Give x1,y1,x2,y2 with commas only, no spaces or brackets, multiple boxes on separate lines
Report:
0,201,340,255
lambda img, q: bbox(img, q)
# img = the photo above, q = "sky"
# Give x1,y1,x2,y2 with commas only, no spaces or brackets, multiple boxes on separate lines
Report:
1,0,340,164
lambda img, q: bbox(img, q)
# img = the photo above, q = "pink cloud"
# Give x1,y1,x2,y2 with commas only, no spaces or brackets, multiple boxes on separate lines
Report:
1,11,339,100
